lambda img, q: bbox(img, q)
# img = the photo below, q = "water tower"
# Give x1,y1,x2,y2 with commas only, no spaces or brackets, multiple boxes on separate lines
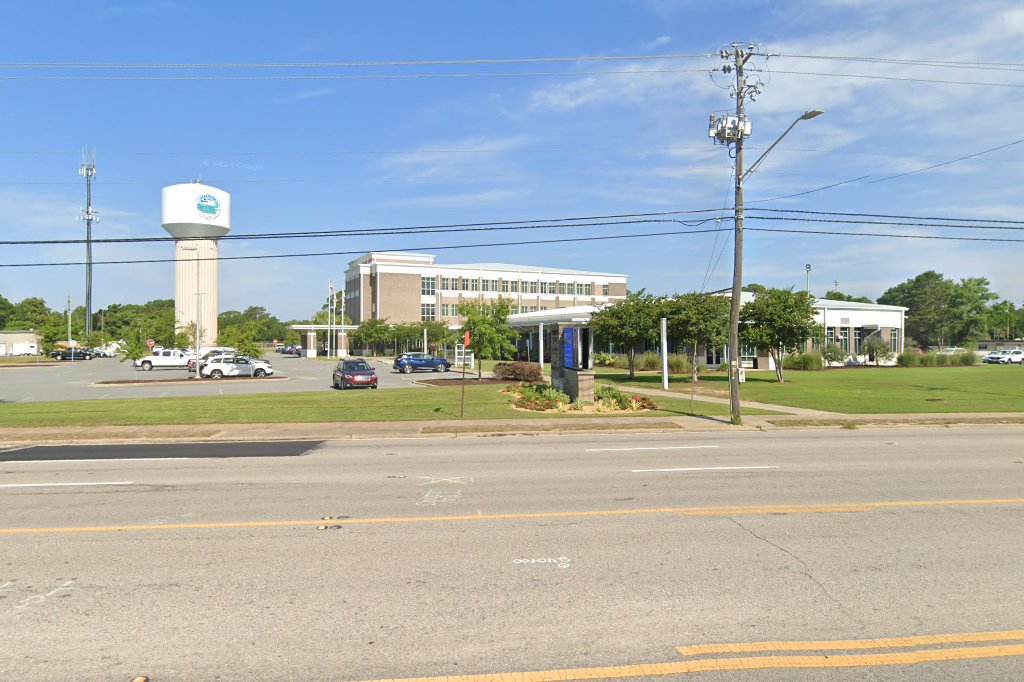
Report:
161,182,231,348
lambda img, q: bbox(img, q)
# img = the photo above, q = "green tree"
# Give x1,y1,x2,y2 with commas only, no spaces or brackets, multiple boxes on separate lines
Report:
665,292,729,383
878,272,956,348
0,294,14,328
824,290,874,304
354,318,393,356
989,300,1018,340
119,327,150,373
821,343,846,367
949,277,997,345
457,297,518,380
740,288,821,383
588,289,661,379
860,337,893,366
422,321,459,355
218,322,264,359
10,297,55,329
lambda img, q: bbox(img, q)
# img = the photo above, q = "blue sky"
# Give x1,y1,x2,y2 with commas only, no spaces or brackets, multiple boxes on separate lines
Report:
2,0,1023,321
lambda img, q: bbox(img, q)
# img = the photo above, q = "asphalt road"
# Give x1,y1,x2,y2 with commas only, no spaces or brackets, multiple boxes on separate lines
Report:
2,428,1024,681
0,355,466,402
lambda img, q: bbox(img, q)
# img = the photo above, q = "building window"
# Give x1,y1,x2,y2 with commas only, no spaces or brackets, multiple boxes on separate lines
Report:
540,306,548,311
576,283,584,296
529,306,538,312
585,284,592,296
510,280,519,293
839,328,850,353
491,279,499,291
421,304,436,321
889,329,900,353
501,280,510,293
557,282,564,295
528,281,538,294
602,284,609,296
441,304,450,317
853,328,865,354
421,276,436,296
481,279,490,292
441,277,453,290
470,278,479,291
540,282,548,294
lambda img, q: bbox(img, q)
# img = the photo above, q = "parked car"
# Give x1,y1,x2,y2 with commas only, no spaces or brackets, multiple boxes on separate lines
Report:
200,356,274,378
983,350,1011,364
393,352,451,373
90,347,110,358
936,347,967,355
988,349,1024,364
52,348,92,361
134,348,192,370
332,359,378,389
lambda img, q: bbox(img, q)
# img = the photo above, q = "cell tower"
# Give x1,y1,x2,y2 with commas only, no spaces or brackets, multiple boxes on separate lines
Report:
79,150,98,335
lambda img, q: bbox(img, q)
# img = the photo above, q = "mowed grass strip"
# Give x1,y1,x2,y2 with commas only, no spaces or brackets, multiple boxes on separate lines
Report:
0,384,771,428
597,364,1024,414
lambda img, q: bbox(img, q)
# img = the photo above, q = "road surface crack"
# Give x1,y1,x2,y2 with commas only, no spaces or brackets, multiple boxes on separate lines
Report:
727,516,854,621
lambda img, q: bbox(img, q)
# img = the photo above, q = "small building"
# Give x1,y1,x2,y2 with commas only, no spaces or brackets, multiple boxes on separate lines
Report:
0,329,41,356
343,251,627,325
506,296,907,370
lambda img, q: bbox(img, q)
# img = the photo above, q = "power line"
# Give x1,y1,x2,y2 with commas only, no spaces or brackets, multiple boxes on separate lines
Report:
775,54,1024,73
0,53,714,69
0,209,726,246
867,138,1024,184
749,226,1024,243
0,67,715,82
748,68,1024,89
0,225,730,268
748,208,1024,225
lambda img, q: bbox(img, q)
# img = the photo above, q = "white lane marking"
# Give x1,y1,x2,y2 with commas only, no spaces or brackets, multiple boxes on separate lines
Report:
587,445,720,452
4,458,189,464
631,466,779,473
0,481,133,488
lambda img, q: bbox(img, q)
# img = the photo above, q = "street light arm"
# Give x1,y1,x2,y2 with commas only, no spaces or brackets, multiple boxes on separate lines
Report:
741,109,823,185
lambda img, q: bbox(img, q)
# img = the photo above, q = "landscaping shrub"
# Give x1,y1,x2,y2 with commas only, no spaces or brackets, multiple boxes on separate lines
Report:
897,350,921,367
920,352,938,367
666,353,691,374
593,352,616,367
717,362,730,372
955,351,979,366
509,382,571,410
935,353,951,367
594,384,659,410
821,344,847,367
493,361,542,382
640,351,661,371
782,351,823,371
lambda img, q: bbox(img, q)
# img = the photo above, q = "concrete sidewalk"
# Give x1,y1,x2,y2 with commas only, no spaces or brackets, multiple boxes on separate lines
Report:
4,411,1024,446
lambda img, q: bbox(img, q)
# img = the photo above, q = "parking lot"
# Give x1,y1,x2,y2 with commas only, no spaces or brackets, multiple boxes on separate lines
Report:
0,354,472,403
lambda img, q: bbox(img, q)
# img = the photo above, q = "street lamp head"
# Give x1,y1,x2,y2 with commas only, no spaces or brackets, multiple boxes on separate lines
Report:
800,109,825,120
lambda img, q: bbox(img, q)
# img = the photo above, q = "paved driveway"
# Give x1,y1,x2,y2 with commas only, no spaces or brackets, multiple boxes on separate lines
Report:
0,355,468,403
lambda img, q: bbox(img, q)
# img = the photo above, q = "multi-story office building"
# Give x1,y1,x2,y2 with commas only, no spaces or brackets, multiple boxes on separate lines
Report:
344,252,628,325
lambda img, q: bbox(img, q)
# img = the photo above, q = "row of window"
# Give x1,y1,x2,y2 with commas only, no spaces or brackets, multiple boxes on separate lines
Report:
421,304,550,321
422,276,608,297
821,327,900,354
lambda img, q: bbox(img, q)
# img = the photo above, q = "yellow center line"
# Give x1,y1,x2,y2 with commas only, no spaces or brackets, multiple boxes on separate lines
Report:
348,643,1024,682
1,498,1022,535
678,628,1024,656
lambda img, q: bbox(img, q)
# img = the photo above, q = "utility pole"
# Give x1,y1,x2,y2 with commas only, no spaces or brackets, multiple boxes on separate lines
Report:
79,151,98,336
709,44,821,425
66,296,72,347
805,264,812,293
709,43,759,425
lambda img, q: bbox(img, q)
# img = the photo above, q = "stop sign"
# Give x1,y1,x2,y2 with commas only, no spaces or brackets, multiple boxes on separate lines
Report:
146,338,155,348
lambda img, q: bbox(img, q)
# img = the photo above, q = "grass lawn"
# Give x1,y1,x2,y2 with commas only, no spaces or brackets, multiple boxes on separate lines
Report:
597,364,1024,414
0,383,774,428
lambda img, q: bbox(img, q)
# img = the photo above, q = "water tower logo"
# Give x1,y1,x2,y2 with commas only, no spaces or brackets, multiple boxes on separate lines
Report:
196,194,222,220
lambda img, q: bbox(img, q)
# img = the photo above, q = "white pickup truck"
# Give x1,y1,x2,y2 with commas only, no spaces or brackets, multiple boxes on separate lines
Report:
134,348,193,370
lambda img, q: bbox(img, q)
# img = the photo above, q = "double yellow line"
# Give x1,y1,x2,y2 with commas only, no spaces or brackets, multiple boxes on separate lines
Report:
2,497,1023,535
348,629,1024,681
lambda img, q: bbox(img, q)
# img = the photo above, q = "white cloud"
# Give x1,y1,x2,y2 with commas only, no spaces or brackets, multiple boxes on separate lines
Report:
276,88,334,103
648,36,673,49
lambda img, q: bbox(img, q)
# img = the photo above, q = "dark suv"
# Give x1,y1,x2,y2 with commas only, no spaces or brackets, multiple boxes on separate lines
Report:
393,353,451,374
51,348,92,361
